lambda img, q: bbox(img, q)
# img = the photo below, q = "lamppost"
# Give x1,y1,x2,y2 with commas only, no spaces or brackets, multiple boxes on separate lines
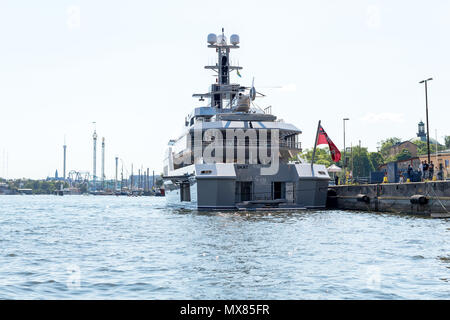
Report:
343,118,349,184
419,77,433,163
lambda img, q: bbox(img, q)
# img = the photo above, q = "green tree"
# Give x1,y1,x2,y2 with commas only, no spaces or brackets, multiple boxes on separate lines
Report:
40,181,50,193
444,136,450,149
414,140,445,155
369,152,384,169
379,137,401,159
349,146,374,178
9,179,68,194
300,147,334,168
395,148,412,161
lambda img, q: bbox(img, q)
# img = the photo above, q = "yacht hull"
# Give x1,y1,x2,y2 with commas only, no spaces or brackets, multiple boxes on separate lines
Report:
164,162,330,210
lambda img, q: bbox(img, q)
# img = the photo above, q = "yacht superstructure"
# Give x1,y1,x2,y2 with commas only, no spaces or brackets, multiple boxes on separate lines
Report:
163,30,330,210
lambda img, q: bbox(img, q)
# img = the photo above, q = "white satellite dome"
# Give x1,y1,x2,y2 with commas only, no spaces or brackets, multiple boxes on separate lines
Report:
230,34,240,45
207,33,217,45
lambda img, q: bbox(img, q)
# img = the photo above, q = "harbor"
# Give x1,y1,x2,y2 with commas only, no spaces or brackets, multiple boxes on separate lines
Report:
1,0,450,303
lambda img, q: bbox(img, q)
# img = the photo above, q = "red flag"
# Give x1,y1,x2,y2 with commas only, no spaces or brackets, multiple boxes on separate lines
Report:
316,125,341,162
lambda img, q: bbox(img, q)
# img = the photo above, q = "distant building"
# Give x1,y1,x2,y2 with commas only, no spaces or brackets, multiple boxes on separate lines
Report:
388,141,418,158
17,188,33,195
375,121,449,181
387,121,443,159
418,150,450,178
409,120,442,146
46,176,65,181
379,157,421,173
0,182,12,195
378,151,450,180
46,169,65,181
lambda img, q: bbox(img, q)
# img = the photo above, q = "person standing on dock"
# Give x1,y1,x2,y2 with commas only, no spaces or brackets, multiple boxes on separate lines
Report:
429,161,434,180
407,164,413,181
437,163,444,180
419,161,424,181
422,161,429,181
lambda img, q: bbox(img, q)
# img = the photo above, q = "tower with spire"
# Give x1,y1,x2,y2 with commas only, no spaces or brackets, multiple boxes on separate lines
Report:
417,120,426,141
92,123,97,191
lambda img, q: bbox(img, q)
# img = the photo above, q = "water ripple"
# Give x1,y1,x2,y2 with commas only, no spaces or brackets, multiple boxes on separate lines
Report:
0,195,449,299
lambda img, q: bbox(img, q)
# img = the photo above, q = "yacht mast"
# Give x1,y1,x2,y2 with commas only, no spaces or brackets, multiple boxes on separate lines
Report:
193,29,242,109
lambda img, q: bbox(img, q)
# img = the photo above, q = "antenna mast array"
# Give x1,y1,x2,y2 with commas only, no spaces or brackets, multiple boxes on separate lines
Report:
193,28,242,109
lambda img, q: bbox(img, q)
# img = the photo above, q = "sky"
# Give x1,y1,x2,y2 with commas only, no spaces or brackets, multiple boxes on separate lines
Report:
1,0,449,179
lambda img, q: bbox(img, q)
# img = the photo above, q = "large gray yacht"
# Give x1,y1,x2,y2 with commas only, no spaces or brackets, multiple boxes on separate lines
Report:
163,30,330,210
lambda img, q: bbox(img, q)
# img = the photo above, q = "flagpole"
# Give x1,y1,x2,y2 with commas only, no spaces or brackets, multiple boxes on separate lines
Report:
311,120,321,169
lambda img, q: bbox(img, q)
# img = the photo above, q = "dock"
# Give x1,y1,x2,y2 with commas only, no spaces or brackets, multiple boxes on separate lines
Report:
327,181,450,218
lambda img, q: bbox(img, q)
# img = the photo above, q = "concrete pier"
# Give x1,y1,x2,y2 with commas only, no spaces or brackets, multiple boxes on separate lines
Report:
327,181,450,218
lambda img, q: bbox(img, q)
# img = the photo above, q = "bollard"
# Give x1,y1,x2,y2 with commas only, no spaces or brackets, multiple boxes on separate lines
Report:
356,194,370,203
410,194,428,205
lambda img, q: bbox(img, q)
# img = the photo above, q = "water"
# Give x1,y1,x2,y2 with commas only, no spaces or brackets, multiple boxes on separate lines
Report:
0,195,449,299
